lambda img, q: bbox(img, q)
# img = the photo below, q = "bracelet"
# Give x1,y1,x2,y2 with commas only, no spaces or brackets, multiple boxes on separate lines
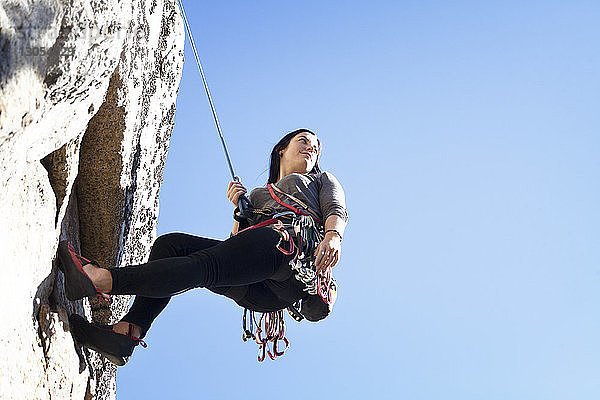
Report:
325,229,343,241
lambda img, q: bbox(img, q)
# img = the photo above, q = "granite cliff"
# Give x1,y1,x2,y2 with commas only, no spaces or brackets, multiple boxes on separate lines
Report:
0,1,184,398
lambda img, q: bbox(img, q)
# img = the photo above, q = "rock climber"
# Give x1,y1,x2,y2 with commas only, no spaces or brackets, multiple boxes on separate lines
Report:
58,128,348,365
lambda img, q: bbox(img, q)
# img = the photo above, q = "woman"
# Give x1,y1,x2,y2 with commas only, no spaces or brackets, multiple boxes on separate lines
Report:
59,129,348,365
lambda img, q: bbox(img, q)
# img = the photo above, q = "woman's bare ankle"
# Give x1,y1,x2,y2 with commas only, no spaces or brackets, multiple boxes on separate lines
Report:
113,321,143,338
82,263,113,293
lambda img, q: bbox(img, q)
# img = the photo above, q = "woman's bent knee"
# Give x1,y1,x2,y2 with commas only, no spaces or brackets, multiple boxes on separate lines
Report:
149,232,222,261
148,233,185,260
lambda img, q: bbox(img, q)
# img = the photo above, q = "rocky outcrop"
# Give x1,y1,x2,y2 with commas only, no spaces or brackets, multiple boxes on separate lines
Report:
0,1,184,399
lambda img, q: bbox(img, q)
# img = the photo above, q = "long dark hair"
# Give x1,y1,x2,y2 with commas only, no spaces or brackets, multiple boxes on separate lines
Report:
268,129,321,184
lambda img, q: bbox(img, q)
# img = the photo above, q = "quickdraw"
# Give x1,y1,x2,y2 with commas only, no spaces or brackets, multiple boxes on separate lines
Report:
242,309,289,361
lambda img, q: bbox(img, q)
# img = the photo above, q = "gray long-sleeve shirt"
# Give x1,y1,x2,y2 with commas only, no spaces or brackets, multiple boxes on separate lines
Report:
247,171,348,305
248,171,349,225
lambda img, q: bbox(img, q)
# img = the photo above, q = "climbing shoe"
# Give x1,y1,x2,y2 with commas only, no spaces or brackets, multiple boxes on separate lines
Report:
69,314,146,366
57,240,111,301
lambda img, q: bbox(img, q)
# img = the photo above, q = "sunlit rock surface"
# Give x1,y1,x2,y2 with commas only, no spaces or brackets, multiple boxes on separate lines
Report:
0,1,184,398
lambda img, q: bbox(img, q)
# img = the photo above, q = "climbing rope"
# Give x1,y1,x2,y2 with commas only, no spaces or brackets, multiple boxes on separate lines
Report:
176,0,253,214
175,3,336,361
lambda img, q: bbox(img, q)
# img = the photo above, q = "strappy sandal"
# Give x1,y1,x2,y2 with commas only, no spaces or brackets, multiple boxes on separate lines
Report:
57,241,111,301
69,314,147,366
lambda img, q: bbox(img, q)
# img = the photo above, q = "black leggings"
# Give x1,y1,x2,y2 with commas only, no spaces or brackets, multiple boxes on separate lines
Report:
116,227,306,336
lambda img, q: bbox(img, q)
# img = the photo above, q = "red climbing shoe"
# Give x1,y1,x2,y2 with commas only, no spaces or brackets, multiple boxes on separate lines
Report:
69,314,146,366
57,241,110,301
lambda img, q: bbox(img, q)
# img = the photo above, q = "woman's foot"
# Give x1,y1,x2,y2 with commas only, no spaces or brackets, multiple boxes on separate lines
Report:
81,262,113,293
112,321,143,339
69,314,146,366
57,241,112,301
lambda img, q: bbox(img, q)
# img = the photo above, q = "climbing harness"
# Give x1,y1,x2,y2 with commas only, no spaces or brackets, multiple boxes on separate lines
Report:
236,183,337,361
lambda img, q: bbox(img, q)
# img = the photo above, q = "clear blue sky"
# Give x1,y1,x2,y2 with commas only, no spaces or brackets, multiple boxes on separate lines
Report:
118,1,599,398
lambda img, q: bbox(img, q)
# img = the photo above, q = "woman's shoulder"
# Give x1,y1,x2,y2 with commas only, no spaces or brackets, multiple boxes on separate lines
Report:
313,171,343,184
318,170,338,178
290,171,339,181
248,186,268,200
286,171,344,188
259,171,342,191
275,172,315,185
277,172,323,186
249,186,265,194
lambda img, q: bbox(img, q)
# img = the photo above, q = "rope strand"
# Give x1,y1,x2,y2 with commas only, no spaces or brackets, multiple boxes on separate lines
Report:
176,0,238,181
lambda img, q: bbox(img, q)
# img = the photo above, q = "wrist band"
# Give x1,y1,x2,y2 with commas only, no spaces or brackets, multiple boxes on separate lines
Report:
325,229,343,241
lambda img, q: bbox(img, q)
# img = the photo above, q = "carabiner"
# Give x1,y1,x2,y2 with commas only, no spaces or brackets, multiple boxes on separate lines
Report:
273,337,289,357
276,234,295,255
257,343,266,362
272,211,296,220
266,340,278,360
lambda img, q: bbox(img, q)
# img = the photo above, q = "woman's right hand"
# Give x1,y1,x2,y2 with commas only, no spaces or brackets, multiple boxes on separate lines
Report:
226,181,247,207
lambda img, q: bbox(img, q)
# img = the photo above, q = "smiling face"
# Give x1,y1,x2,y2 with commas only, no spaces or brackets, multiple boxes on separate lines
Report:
278,132,321,180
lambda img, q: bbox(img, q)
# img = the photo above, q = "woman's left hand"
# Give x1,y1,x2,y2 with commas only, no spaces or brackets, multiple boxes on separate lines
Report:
314,231,342,274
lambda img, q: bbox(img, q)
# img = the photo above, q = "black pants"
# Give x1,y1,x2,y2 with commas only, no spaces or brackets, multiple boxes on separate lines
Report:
116,227,307,337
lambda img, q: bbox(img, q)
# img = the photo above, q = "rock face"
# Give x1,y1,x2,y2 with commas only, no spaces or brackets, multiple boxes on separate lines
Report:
0,1,184,399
